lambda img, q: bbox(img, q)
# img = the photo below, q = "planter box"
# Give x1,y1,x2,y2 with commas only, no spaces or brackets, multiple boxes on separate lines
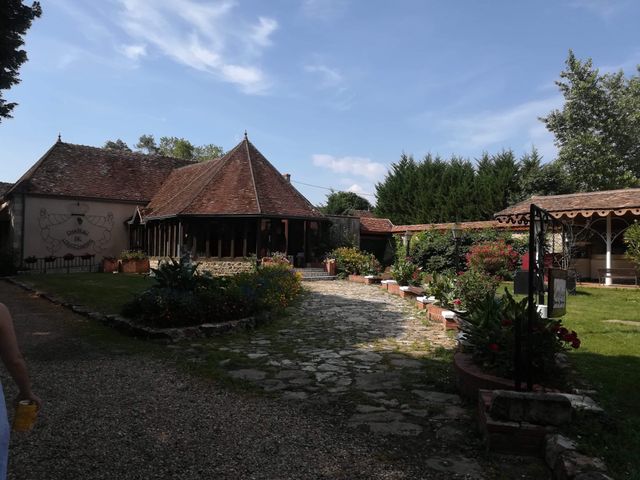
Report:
364,275,381,285
102,258,119,273
426,303,458,330
120,258,150,274
324,260,337,276
387,282,400,295
348,274,367,283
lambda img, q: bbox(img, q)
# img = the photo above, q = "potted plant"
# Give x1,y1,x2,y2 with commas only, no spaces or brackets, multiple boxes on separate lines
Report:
23,256,37,265
119,250,150,274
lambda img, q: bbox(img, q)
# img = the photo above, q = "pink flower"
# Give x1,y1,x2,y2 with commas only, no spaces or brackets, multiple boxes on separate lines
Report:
453,298,462,306
488,343,499,352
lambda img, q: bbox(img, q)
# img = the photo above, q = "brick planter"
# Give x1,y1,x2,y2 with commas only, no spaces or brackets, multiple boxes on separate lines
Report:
348,274,366,283
119,258,150,274
387,282,400,295
454,352,546,400
102,258,118,273
364,275,381,285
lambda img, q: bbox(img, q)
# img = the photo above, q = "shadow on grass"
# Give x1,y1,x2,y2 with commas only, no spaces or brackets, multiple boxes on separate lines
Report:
568,351,640,479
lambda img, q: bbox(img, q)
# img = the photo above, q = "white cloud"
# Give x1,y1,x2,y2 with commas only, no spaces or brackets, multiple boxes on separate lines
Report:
312,154,387,180
304,64,343,87
116,0,277,94
121,44,147,60
436,96,562,159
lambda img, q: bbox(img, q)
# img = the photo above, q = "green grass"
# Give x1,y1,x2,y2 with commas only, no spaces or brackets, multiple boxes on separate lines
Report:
561,287,640,480
504,283,640,479
20,273,152,314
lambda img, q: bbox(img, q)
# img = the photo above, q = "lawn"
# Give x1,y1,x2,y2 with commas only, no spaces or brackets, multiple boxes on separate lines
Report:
560,287,640,480
19,273,152,315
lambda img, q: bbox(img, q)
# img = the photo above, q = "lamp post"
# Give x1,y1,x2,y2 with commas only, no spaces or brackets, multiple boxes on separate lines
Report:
402,231,411,257
451,222,462,272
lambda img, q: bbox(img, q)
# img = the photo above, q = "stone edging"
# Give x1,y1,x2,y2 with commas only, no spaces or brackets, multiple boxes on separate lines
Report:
4,277,271,343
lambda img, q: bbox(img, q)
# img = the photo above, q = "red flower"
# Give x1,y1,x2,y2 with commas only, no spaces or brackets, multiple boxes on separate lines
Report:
557,327,568,337
453,298,462,306
571,339,581,349
501,319,512,327
488,343,499,352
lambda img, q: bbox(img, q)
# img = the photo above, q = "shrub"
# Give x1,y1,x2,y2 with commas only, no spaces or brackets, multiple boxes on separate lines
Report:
120,250,148,261
328,247,380,276
122,257,302,328
390,257,421,286
454,269,500,312
466,240,519,278
262,251,290,265
458,290,580,381
624,222,640,270
425,272,457,308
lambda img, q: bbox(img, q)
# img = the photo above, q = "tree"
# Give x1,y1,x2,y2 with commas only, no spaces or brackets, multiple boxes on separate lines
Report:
134,134,223,161
103,139,131,151
541,50,640,191
0,1,42,121
321,191,372,215
624,222,640,270
135,134,158,155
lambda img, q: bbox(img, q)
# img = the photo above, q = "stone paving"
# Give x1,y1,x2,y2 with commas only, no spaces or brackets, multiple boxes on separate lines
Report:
190,280,473,440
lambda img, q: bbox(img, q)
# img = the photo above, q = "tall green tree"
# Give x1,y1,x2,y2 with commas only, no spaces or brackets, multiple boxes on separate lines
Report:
134,134,223,161
321,191,372,215
0,1,41,121
103,139,132,151
541,50,640,191
474,150,521,218
517,148,574,200
375,154,420,224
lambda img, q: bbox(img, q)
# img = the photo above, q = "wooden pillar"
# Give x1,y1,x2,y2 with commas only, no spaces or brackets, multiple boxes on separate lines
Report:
243,220,248,257
205,223,211,257
177,221,182,257
217,230,222,258
605,215,612,286
230,222,235,258
284,219,289,255
256,219,262,258
154,224,158,257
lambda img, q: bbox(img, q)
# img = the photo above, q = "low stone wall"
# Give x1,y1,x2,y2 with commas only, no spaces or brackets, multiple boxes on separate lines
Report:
150,257,256,276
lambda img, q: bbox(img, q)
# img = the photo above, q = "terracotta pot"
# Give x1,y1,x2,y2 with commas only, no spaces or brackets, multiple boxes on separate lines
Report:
102,259,119,273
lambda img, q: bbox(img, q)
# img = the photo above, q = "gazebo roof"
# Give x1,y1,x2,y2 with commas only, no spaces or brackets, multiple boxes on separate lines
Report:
495,188,640,224
143,136,324,220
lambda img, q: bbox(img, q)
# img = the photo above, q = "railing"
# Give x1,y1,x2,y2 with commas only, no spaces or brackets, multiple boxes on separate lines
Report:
20,255,98,274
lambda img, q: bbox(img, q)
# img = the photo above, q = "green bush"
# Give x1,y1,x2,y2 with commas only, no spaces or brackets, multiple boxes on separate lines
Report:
390,257,421,286
327,247,380,276
624,222,640,270
425,272,457,308
122,258,302,328
458,290,580,382
454,269,500,312
120,250,148,261
466,240,520,278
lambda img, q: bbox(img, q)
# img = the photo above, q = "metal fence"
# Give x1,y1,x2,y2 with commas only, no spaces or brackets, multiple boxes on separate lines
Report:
20,255,98,274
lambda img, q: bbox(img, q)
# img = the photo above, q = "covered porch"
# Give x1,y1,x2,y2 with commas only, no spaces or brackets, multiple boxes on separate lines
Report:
132,216,329,267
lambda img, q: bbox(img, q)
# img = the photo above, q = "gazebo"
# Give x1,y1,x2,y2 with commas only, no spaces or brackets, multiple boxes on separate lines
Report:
133,134,328,266
495,188,640,284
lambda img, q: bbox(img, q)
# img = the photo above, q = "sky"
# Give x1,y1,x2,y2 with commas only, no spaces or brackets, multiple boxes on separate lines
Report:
1,0,640,206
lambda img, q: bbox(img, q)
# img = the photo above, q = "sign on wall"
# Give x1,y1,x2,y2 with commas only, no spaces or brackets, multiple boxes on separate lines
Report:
38,202,114,254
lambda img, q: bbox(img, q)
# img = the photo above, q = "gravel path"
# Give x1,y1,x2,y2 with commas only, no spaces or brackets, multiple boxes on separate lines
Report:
0,280,549,479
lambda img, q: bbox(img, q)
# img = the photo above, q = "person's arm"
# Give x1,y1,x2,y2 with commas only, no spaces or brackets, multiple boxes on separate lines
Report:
0,303,42,410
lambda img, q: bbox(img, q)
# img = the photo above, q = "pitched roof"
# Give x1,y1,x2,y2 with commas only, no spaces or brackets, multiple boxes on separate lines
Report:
360,216,394,234
495,188,640,224
392,220,525,233
143,137,324,220
8,141,192,203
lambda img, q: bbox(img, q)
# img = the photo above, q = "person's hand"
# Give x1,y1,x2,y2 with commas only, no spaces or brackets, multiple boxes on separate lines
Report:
15,392,42,411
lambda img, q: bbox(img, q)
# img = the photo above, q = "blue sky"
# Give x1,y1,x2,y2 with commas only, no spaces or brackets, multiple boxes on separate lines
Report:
2,0,639,205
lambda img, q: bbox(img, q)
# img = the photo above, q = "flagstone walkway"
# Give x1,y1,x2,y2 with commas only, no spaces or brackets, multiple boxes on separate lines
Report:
196,280,466,438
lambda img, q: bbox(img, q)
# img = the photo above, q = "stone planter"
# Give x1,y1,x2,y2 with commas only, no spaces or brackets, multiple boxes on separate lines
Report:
102,258,119,273
119,258,150,274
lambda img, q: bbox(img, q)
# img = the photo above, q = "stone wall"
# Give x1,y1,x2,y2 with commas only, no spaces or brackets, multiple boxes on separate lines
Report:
150,257,256,276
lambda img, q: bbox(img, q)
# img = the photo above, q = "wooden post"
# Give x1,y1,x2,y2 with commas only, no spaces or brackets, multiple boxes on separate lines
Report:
205,223,211,257
243,220,248,257
230,222,235,258
177,221,182,257
256,219,262,259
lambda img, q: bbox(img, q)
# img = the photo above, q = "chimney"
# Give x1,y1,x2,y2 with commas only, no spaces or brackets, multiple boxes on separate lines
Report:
283,173,291,183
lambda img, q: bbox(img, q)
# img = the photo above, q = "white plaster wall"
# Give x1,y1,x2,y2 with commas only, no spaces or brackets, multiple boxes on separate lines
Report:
23,196,141,259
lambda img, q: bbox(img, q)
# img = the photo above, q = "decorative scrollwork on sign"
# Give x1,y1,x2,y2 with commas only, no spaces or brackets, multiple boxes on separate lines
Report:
38,202,114,254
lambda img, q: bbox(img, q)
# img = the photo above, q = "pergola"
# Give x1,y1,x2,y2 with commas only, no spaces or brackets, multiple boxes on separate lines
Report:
495,188,640,284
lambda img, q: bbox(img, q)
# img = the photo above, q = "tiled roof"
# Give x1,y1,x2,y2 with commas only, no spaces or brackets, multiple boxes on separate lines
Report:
392,220,524,233
143,137,324,220
360,216,394,234
495,188,640,224
8,141,192,203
